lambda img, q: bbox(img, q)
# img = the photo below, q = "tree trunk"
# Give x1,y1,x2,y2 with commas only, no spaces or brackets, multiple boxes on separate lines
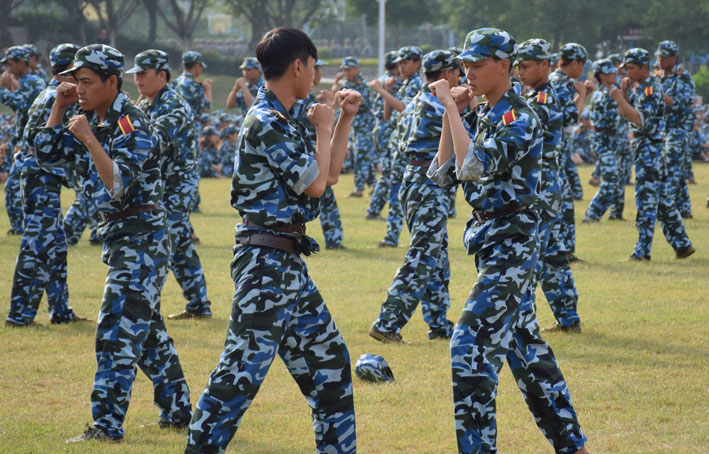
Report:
144,0,159,42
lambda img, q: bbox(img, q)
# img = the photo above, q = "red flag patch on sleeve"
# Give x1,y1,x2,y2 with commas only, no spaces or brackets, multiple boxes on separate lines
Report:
644,86,654,97
536,92,548,104
117,115,135,135
502,110,517,126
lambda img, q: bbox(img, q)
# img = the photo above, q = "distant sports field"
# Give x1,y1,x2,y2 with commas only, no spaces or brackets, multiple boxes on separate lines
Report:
1,164,707,453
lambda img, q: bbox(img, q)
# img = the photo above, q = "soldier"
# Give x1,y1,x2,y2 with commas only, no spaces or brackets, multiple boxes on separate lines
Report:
516,39,582,333
656,40,695,218
366,50,401,221
369,50,460,344
609,52,633,220
127,49,213,321
216,125,239,177
185,28,360,454
5,43,85,327
332,56,376,198
549,43,591,261
226,56,264,116
198,125,220,177
610,48,695,260
0,45,46,235
32,44,192,441
427,28,589,454
583,58,623,222
23,44,49,83
370,46,423,247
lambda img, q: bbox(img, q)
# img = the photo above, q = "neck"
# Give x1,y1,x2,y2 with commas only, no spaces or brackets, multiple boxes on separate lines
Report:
265,79,296,111
148,83,167,104
486,79,512,107
560,66,575,79
532,76,549,89
96,92,118,122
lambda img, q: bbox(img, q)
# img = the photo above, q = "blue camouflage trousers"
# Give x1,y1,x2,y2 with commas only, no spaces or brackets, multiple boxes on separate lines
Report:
93,225,192,438
367,123,395,217
6,172,75,325
536,169,580,328
165,173,210,314
664,128,692,217
632,138,692,258
561,147,583,200
452,210,586,454
5,161,24,233
559,175,576,253
320,185,344,247
352,123,377,192
585,134,621,220
186,244,356,454
380,149,407,246
64,188,100,244
372,169,454,338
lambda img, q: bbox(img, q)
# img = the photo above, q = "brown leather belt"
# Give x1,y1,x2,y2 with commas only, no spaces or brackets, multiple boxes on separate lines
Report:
237,233,296,253
99,204,160,222
243,219,306,235
471,205,526,223
408,159,433,167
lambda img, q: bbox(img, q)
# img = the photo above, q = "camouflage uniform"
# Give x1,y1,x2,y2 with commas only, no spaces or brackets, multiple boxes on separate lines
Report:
584,59,622,221
621,49,693,260
63,188,101,244
6,44,81,326
199,126,220,177
367,51,402,218
186,88,356,454
381,46,423,247
339,57,376,193
549,43,588,254
0,46,46,234
656,41,695,218
235,57,264,116
35,45,191,439
517,39,581,330
129,49,212,317
217,127,238,177
370,50,458,341
428,29,586,454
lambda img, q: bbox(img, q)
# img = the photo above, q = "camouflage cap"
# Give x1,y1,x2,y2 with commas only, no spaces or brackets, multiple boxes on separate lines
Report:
59,44,124,77
592,58,617,75
655,40,679,57
239,56,261,70
125,49,170,74
448,46,464,56
23,44,39,56
182,50,207,68
515,38,552,65
394,46,423,63
222,125,239,136
384,50,399,67
341,56,359,68
1,45,32,64
607,53,623,66
423,50,459,73
621,48,650,67
559,43,589,62
315,59,326,67
202,125,218,137
459,28,517,63
49,43,80,68
354,354,394,383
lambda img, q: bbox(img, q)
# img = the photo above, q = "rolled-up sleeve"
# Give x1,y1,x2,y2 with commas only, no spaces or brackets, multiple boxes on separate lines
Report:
455,140,485,181
427,153,457,187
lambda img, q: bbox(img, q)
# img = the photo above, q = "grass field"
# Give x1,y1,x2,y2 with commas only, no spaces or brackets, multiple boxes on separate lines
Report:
0,163,708,454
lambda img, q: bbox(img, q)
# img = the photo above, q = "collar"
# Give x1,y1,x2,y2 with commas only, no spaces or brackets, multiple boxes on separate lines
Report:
479,89,516,126
93,92,129,129
263,88,296,124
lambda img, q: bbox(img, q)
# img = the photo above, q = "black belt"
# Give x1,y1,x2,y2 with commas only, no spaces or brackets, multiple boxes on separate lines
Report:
471,205,526,223
243,219,306,235
237,233,296,254
99,204,160,222
408,159,433,167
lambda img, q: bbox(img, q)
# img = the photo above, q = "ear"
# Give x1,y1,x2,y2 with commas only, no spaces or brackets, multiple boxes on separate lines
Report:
500,58,511,74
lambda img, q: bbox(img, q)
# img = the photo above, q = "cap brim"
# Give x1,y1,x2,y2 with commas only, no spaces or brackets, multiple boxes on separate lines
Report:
58,65,80,76
0,57,7,64
458,50,488,63
125,66,144,74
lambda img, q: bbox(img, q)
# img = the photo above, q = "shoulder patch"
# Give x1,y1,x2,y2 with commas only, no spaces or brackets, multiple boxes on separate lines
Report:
117,115,135,135
536,92,548,104
644,86,654,97
502,110,517,126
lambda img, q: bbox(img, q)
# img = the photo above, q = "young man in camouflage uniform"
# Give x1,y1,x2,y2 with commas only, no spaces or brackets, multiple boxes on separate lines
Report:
516,39,583,333
549,43,590,261
369,50,460,344
427,28,589,454
5,43,85,327
24,44,50,84
0,46,46,235
610,48,695,260
332,56,376,198
128,49,213,320
185,28,361,454
656,40,695,218
366,50,401,221
226,56,264,116
609,53,633,220
370,46,423,247
33,44,192,442
583,58,623,222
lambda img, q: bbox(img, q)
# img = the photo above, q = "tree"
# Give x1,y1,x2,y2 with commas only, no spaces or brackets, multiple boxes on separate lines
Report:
0,0,23,48
55,0,90,45
143,0,159,43
87,0,141,46
349,0,441,48
225,0,325,51
157,0,210,51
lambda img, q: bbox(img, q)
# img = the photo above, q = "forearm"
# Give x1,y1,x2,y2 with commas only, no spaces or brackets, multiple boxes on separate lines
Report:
445,104,471,166
304,126,333,197
46,103,68,128
574,94,585,118
437,111,454,166
85,137,115,190
242,88,254,107
380,89,405,113
226,87,237,109
327,113,354,183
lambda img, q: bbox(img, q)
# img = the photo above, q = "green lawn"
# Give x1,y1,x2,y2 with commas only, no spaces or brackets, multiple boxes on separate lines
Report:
0,164,707,453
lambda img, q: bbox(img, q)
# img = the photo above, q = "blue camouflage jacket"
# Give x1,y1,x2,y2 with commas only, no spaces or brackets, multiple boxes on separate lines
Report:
236,76,265,115
627,76,665,141
658,64,695,131
590,85,620,132
0,72,46,150
524,81,562,170
174,72,210,126
401,84,444,161
549,69,579,131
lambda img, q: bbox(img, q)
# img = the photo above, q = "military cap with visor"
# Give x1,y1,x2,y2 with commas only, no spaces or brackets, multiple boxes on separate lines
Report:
239,57,261,70
49,43,80,68
607,53,623,66
559,43,589,62
393,46,423,63
340,56,360,68
182,50,207,68
515,38,552,65
621,48,651,67
23,44,39,56
59,44,124,77
1,46,32,64
384,50,399,67
592,58,617,75
125,49,170,74
423,50,459,73
655,40,679,57
458,28,517,64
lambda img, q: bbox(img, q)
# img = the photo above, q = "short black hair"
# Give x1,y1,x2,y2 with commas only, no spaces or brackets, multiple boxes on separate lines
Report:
92,69,123,92
424,70,443,82
159,69,171,83
256,27,317,81
184,61,198,71
560,58,579,67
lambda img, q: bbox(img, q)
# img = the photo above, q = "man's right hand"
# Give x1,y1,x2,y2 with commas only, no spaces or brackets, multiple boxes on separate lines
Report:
0,70,13,89
56,82,79,107
620,77,631,92
234,77,245,90
308,103,335,133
